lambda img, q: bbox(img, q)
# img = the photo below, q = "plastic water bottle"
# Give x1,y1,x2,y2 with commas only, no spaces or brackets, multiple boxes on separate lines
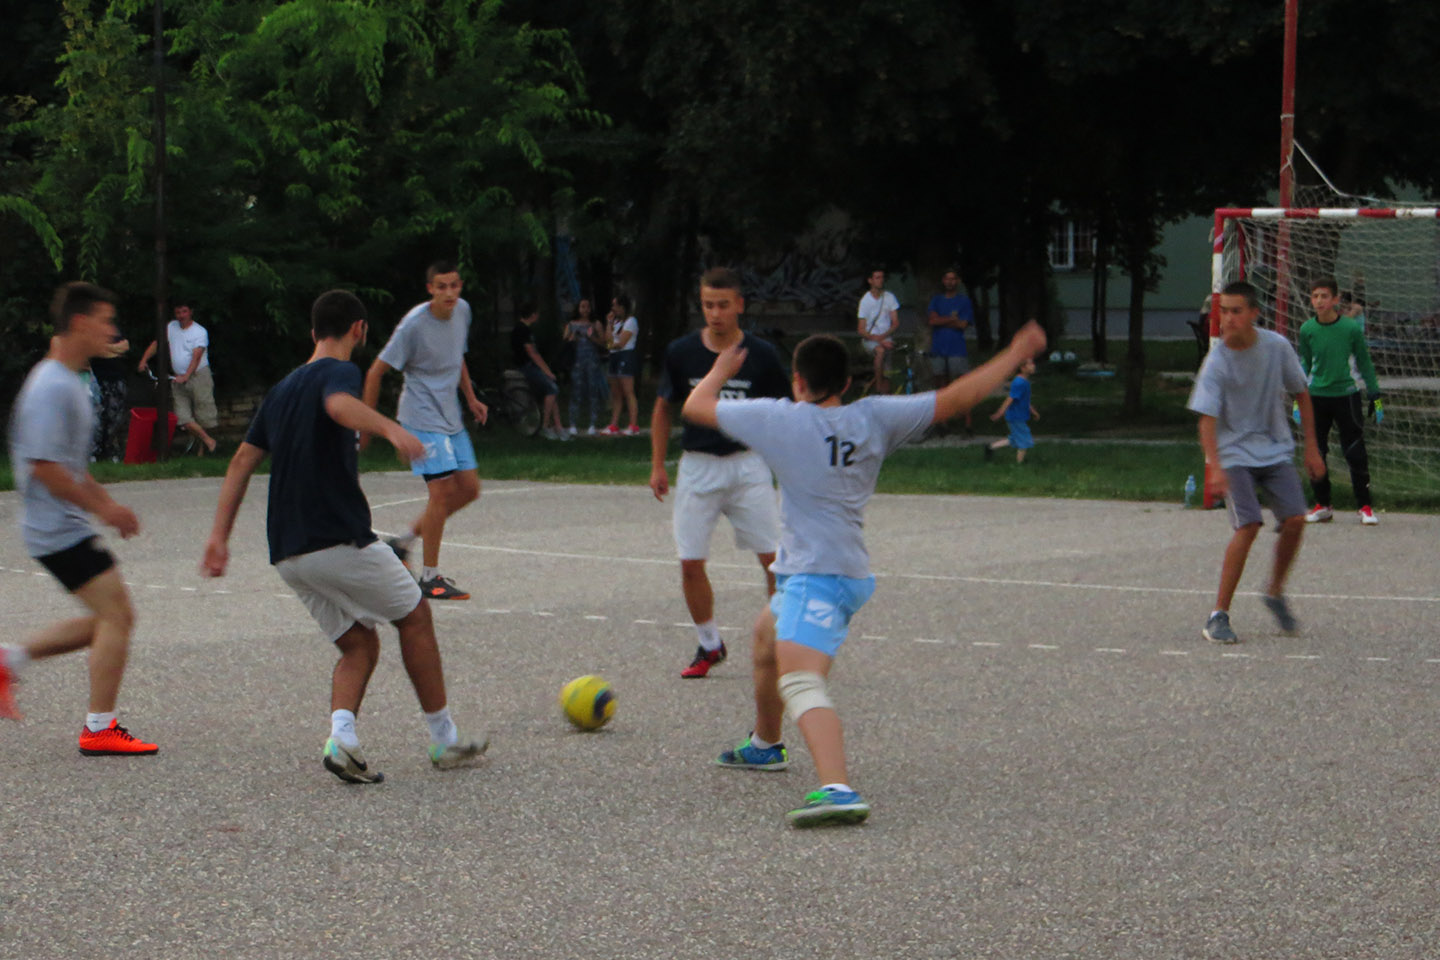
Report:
1183,474,1197,508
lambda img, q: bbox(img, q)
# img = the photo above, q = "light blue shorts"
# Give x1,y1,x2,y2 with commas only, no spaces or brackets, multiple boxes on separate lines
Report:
770,573,877,657
405,427,477,480
1007,420,1034,450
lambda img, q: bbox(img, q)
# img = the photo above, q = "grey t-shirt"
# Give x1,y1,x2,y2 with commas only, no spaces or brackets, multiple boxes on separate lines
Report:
377,299,472,434
8,359,96,556
715,394,934,578
1187,328,1307,469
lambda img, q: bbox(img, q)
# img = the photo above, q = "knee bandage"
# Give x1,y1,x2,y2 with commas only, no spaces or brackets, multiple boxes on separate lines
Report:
779,670,833,722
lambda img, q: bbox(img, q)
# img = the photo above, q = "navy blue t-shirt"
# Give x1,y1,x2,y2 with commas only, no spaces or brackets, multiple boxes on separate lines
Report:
658,331,790,455
244,357,376,564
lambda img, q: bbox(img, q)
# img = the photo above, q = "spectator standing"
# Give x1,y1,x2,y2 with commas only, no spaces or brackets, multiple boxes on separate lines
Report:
603,294,641,436
564,298,609,435
511,302,567,440
139,300,219,454
927,268,974,430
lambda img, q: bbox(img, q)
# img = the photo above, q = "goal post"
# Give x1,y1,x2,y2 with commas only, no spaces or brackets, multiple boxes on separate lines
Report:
1208,206,1440,506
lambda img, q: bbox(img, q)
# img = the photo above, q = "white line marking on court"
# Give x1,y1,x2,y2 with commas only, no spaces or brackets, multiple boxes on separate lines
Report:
915,638,944,644
584,615,607,621
484,609,511,614
1221,653,1254,659
634,619,658,625
1285,655,1321,660
533,612,554,617
1427,659,1440,664
1365,657,1390,662
370,533,1440,606
211,589,232,595
370,487,542,510
972,641,1002,647
1028,643,1059,650
1095,647,1127,654
861,635,889,641
672,622,692,628
1159,650,1190,656
146,584,166,590
718,626,740,633
179,586,197,592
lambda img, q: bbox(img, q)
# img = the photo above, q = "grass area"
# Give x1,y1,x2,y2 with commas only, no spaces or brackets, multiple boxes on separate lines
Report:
3,340,1435,512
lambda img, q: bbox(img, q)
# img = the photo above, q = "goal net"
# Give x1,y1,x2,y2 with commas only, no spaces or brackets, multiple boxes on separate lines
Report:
1211,206,1440,500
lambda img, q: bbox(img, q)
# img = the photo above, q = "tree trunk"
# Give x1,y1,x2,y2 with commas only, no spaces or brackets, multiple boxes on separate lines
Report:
1091,219,1109,365
1123,232,1146,417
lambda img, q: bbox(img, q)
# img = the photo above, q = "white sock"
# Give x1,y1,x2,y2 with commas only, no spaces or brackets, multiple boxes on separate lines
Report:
2,645,29,675
422,566,439,582
821,782,851,794
330,709,360,749
748,732,776,750
1211,609,1226,619
696,620,722,652
85,711,117,733
425,707,458,747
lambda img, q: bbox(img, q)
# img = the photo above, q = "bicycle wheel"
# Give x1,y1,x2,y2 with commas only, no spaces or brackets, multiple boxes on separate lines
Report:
505,385,542,437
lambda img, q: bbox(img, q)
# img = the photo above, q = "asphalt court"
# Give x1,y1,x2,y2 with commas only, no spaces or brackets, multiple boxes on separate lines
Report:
1,473,1438,959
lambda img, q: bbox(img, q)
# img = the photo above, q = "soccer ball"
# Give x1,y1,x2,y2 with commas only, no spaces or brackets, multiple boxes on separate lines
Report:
560,675,615,731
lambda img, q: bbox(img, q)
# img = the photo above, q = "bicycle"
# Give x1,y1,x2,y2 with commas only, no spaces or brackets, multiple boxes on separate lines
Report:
474,369,542,437
849,340,924,400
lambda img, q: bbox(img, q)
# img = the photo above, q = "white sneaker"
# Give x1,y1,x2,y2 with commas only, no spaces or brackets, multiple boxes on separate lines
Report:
1304,505,1333,523
566,426,577,437
586,426,597,436
1359,505,1379,525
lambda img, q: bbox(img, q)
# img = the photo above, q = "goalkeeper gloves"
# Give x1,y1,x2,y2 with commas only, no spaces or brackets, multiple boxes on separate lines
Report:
1371,399,1384,425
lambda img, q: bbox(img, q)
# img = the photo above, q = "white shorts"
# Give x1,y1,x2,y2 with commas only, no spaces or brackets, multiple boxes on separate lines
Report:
275,541,423,643
672,450,780,560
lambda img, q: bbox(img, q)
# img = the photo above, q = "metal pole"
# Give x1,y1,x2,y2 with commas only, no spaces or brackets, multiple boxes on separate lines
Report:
1279,0,1299,207
151,0,172,459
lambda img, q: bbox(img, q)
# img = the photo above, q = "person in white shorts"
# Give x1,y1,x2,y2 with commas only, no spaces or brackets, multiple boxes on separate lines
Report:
857,268,899,394
363,261,489,601
683,321,1047,826
650,268,792,678
202,289,486,784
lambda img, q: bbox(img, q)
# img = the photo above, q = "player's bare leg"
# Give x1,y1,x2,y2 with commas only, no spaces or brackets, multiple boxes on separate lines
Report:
413,470,479,599
1215,522,1261,612
750,607,784,745
1269,515,1305,596
777,641,847,786
72,568,135,714
331,623,381,713
679,559,714,625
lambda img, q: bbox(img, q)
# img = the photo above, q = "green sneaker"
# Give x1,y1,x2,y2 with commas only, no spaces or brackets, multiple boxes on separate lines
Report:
323,738,384,784
786,787,870,827
429,735,490,769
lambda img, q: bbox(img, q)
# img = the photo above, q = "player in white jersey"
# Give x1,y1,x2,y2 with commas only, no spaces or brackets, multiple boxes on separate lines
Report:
682,322,1047,826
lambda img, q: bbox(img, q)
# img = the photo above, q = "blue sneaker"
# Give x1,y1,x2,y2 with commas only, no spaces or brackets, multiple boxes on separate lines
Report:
716,735,789,771
786,787,870,827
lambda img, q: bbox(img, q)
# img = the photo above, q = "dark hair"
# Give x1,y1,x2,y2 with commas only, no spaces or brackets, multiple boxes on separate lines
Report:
426,261,459,282
50,281,116,334
1220,280,1260,310
311,290,367,339
517,301,537,319
613,293,631,313
868,266,886,277
173,298,192,310
1309,276,1339,296
700,267,743,293
793,334,849,402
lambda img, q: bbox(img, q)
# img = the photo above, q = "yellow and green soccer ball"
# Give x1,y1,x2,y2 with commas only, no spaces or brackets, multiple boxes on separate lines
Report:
560,675,615,731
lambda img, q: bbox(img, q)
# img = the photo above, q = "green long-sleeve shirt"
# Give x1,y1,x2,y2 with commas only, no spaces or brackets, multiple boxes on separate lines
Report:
1297,314,1380,397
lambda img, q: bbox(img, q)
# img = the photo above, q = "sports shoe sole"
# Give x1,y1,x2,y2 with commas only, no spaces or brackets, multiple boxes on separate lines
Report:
716,756,789,772
787,803,871,827
1202,627,1239,645
78,745,160,756
430,736,491,770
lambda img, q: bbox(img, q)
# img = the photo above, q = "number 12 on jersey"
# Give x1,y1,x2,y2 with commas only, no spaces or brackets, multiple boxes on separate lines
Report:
825,435,855,467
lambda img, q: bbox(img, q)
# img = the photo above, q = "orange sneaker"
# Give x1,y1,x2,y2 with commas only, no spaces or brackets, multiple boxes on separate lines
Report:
0,661,19,720
78,719,159,756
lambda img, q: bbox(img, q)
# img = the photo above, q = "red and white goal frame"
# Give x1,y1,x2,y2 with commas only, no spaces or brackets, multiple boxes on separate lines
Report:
1209,206,1440,339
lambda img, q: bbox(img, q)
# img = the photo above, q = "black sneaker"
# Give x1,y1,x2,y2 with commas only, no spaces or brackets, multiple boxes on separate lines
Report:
419,575,470,601
1262,594,1299,635
1203,611,1239,644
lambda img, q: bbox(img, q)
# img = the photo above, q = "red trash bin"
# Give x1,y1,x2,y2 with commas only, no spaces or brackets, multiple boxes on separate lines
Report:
123,408,178,464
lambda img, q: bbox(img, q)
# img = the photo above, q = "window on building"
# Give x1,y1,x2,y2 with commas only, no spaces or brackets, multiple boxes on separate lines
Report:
1048,220,1095,271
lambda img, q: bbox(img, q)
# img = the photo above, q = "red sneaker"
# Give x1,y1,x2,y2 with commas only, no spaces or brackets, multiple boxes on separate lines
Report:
680,642,727,679
0,661,20,721
78,719,159,756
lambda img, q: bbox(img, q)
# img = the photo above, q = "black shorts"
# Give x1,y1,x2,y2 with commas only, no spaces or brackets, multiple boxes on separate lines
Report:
37,536,116,592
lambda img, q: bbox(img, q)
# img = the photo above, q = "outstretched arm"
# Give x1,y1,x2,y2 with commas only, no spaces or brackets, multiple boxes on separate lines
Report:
325,392,425,463
201,442,267,577
649,397,673,501
682,344,748,430
934,322,1046,424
